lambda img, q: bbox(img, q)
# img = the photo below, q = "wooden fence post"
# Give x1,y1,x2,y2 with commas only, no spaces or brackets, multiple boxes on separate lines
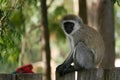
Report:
0,74,12,80
0,74,42,80
15,73,42,80
55,68,120,80
77,69,104,80
104,68,120,80
56,71,75,80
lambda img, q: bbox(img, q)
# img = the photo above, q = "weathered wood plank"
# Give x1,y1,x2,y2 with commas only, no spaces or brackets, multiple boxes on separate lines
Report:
0,74,42,80
104,68,120,80
55,68,120,80
77,69,104,80
0,74,12,80
56,72,64,80
56,72,75,80
16,73,42,80
64,72,75,80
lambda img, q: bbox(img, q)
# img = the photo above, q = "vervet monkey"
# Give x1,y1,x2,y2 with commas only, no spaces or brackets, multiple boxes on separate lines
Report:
56,14,105,76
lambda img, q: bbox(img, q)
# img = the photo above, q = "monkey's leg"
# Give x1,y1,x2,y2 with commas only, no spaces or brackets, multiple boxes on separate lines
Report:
74,42,95,69
56,51,74,76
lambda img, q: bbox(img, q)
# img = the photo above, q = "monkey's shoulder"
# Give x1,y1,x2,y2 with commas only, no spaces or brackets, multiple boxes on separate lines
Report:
81,25,104,48
82,25,102,39
83,25,99,34
72,24,103,42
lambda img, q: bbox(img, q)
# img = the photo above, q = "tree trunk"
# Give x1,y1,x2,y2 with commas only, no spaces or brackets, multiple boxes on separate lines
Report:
97,0,115,68
87,0,115,68
79,0,87,24
87,0,99,30
40,0,51,80
19,38,25,66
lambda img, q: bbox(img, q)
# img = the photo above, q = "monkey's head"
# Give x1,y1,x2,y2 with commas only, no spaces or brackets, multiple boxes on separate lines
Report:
61,14,83,35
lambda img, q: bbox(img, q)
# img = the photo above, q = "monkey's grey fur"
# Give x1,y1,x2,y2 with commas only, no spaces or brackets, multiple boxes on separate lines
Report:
56,14,105,76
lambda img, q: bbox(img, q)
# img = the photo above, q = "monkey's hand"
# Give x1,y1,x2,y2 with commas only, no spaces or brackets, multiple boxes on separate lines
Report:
56,64,76,76
56,64,66,76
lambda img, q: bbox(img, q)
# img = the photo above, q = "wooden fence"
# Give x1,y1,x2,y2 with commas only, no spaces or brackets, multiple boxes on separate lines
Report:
56,68,120,80
0,73,42,80
1,68,120,80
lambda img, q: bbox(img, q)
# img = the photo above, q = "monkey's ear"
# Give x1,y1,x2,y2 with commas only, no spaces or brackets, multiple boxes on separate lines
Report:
78,17,83,25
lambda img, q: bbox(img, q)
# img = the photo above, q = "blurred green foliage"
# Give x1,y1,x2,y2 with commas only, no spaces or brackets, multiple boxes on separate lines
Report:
0,0,24,72
113,0,120,5
48,5,67,42
0,0,69,72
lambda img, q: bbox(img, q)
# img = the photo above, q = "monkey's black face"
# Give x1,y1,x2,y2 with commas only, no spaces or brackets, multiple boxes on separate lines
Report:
63,22,74,34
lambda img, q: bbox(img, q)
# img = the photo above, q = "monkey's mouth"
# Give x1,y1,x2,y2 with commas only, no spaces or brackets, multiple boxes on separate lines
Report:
63,22,74,34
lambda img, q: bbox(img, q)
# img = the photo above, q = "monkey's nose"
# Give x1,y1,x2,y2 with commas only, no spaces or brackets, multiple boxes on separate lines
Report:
63,22,74,34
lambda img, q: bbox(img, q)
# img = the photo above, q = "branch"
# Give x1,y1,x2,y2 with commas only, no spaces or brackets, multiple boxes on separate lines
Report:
28,24,42,34
47,0,54,9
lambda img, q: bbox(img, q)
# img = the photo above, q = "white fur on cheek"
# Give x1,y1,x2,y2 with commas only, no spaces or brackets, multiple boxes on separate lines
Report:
71,22,80,35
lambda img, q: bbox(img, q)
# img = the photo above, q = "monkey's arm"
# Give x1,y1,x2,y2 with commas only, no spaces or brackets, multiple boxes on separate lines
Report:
63,51,73,66
56,51,73,76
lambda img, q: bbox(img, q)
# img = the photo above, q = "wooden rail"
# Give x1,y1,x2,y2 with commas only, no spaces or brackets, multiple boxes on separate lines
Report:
0,73,42,80
1,68,120,80
56,68,120,80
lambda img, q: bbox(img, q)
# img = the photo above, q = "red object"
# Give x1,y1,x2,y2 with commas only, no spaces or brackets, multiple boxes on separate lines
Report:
16,64,34,73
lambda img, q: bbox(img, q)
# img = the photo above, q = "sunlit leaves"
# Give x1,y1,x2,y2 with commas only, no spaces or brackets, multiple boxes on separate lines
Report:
0,0,23,66
54,6,67,16
112,0,120,6
48,6,67,42
0,0,69,73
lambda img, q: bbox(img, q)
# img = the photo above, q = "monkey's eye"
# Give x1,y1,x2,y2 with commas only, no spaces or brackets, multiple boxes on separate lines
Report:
63,22,74,34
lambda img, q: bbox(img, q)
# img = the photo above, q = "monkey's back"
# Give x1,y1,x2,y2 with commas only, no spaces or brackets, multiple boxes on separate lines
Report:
73,24,105,67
